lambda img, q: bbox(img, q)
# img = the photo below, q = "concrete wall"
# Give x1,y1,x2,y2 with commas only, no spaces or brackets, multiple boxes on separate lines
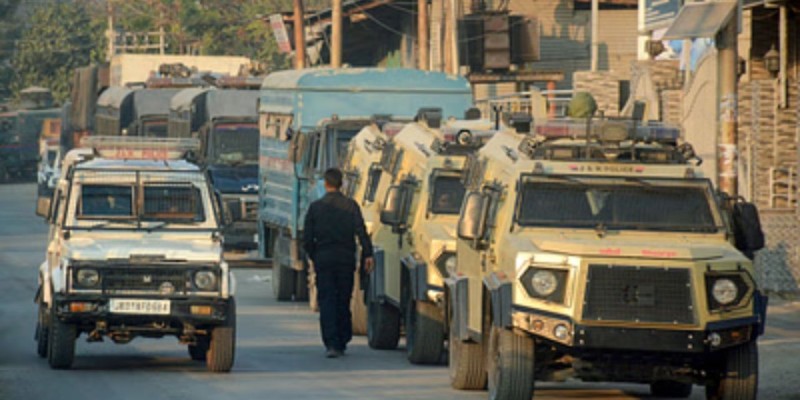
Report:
110,54,251,86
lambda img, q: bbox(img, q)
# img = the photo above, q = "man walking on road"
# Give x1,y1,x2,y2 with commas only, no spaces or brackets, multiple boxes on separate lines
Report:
303,168,374,358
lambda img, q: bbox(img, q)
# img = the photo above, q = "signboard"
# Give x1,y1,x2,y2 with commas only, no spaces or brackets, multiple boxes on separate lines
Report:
269,14,292,54
644,0,682,30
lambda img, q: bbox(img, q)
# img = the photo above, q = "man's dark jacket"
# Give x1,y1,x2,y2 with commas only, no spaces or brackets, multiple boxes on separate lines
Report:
303,191,373,264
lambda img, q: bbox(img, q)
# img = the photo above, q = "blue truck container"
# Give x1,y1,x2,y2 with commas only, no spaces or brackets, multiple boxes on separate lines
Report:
258,68,473,300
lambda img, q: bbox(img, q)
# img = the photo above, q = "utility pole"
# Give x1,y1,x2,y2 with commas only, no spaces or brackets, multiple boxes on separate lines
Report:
418,0,429,70
331,0,342,68
293,0,306,69
159,9,165,55
449,0,459,75
590,0,598,71
717,14,738,196
106,0,115,61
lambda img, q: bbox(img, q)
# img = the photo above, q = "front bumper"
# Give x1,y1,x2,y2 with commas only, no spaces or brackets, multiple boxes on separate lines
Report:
223,220,257,250
512,307,757,354
53,294,230,325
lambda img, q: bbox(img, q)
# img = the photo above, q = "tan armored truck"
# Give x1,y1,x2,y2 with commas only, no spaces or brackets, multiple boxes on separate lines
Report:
363,110,493,364
448,115,767,399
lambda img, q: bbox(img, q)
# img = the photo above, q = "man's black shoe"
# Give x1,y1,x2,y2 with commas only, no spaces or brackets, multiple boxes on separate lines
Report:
326,348,339,358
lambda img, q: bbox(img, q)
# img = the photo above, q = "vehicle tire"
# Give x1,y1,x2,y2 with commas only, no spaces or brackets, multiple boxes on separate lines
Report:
351,273,367,335
487,325,535,400
405,298,444,365
36,302,49,358
271,236,296,301
206,299,236,373
651,381,692,398
705,341,758,400
366,287,400,350
47,306,76,369
188,336,209,361
447,300,487,390
295,268,309,301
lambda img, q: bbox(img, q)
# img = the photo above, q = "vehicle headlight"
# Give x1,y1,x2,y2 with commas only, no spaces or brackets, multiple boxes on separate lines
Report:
194,271,218,291
712,278,738,305
76,269,100,287
444,255,457,273
531,270,558,296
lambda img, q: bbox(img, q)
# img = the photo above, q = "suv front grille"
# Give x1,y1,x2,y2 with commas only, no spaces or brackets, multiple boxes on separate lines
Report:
102,268,189,294
582,265,694,325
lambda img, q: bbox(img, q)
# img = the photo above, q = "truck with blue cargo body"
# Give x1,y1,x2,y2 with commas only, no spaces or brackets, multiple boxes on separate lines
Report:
257,68,474,301
169,83,262,259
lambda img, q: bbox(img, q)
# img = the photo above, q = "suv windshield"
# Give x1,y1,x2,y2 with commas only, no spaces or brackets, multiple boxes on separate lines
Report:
79,185,134,218
142,185,204,221
430,174,466,214
210,123,259,166
516,176,718,232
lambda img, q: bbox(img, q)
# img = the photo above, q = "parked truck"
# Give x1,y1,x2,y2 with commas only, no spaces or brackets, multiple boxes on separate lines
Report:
95,86,183,137
169,82,262,259
0,87,61,182
448,114,766,399
258,68,474,301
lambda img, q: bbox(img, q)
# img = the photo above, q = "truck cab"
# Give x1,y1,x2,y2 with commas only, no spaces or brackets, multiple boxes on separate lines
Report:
35,137,236,372
169,87,261,260
257,68,473,302
448,115,766,399
96,87,182,137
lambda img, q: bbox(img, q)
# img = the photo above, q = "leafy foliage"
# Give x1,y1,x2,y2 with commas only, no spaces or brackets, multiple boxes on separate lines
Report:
11,3,105,102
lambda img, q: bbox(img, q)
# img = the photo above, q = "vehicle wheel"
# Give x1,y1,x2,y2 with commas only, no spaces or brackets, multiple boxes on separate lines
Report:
405,298,444,365
206,299,236,373
651,381,692,398
366,286,400,350
448,301,487,390
295,268,309,301
487,325,535,400
188,336,209,361
36,302,49,358
47,306,76,369
705,341,758,400
351,273,367,335
271,236,296,301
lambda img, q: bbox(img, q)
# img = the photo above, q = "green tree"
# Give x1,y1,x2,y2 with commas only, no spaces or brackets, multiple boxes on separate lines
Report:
11,3,106,102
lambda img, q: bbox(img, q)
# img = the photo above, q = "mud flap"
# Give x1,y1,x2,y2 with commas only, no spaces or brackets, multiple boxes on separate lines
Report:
484,272,512,329
445,275,470,341
403,255,428,301
368,248,386,303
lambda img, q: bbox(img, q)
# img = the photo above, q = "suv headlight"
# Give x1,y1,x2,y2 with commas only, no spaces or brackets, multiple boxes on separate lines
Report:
75,268,100,288
194,271,218,291
521,267,568,303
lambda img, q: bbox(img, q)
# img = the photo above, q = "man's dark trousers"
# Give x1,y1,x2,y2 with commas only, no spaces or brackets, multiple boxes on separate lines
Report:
315,260,355,352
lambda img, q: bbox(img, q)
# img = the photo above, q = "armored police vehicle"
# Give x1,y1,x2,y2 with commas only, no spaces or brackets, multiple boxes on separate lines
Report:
448,115,766,399
95,87,182,137
35,137,236,372
169,84,261,259
258,68,473,301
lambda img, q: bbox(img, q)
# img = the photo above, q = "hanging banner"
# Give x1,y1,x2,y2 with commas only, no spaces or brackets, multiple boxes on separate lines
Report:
269,14,292,54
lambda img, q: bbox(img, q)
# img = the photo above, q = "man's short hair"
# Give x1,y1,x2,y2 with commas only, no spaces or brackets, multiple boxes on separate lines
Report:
324,168,343,189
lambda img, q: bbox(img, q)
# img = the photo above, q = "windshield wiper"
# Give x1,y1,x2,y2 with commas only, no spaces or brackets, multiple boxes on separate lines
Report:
86,219,138,231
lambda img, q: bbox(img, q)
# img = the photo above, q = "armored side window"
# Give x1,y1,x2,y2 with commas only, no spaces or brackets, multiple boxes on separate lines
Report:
363,163,383,203
429,171,466,215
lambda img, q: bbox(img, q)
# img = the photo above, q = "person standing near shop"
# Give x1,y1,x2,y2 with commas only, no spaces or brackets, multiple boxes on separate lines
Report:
303,168,374,358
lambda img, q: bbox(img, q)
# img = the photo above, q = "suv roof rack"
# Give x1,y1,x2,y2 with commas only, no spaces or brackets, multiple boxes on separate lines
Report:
83,136,201,160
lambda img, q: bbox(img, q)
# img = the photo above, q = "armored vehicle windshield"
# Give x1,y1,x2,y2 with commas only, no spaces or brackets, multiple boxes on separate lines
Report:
209,123,259,166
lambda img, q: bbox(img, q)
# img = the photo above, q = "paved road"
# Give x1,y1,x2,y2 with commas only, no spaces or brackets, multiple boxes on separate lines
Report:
0,183,798,400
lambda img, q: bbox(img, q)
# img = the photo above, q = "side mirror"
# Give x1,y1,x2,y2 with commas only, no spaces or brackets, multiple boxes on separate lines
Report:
457,192,488,242
35,196,51,219
214,192,233,228
731,202,765,259
380,184,411,230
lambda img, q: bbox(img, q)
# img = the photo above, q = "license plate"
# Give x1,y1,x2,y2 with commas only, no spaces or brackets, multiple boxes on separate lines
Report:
109,299,170,315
